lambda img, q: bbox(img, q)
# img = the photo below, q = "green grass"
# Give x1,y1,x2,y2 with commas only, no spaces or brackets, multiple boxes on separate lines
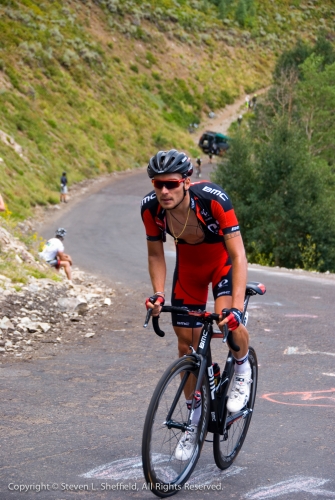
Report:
0,0,334,219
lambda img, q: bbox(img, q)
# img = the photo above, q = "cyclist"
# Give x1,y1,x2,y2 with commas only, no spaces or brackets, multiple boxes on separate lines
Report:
141,149,251,460
39,228,73,284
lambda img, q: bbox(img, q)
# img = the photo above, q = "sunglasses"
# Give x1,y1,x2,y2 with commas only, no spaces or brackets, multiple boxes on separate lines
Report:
152,178,185,190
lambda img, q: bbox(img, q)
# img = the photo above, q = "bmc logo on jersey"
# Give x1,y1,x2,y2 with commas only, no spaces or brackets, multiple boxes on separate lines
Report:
202,186,228,201
141,193,156,206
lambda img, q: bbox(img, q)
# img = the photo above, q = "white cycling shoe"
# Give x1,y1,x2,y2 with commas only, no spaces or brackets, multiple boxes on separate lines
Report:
175,425,197,461
226,369,252,413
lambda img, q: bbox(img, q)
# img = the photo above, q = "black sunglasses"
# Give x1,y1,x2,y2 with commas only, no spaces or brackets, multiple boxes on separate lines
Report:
152,179,185,190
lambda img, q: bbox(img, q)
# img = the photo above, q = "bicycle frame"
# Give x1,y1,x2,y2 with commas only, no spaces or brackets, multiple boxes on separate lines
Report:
184,318,245,436
143,281,266,437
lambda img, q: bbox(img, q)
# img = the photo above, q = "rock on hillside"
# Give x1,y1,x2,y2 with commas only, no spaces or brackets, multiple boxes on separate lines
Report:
0,270,118,361
0,224,117,362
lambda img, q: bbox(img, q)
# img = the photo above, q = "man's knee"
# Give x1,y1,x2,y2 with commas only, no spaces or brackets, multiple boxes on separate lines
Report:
175,327,202,356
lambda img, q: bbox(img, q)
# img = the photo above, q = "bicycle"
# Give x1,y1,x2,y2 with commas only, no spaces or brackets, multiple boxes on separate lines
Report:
142,281,266,497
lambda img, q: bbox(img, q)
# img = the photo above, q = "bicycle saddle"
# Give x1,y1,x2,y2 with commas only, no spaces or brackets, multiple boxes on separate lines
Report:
246,282,266,296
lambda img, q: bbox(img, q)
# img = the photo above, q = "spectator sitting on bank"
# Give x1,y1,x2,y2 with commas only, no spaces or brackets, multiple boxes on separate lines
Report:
0,193,5,212
39,228,73,284
60,172,68,203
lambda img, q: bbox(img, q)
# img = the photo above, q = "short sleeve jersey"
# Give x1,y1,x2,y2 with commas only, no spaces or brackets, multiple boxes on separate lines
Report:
140,180,240,244
39,238,64,261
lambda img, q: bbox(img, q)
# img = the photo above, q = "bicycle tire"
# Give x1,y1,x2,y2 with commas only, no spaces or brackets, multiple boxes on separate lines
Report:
142,356,210,498
213,346,258,470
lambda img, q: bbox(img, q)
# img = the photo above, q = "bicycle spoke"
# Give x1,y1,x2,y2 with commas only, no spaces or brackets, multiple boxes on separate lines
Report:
142,358,210,495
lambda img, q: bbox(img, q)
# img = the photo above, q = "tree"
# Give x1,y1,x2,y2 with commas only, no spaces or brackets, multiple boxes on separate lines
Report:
235,0,247,27
212,114,335,271
297,55,335,165
273,39,312,82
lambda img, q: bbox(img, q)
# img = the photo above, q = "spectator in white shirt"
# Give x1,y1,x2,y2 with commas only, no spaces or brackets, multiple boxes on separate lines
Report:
39,228,73,283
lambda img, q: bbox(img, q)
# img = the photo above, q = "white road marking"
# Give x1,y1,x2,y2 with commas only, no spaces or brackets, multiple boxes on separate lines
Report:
323,372,335,377
285,314,318,318
248,266,335,286
81,456,146,481
244,477,335,499
207,301,282,308
186,464,244,485
285,346,335,357
81,456,244,484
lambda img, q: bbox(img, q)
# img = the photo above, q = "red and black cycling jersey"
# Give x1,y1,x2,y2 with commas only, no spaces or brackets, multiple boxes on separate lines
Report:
141,180,240,244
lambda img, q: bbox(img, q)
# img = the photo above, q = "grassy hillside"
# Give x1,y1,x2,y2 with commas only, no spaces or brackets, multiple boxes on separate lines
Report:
0,0,334,219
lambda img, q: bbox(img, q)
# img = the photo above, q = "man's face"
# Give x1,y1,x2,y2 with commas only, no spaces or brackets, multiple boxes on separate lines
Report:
152,173,190,209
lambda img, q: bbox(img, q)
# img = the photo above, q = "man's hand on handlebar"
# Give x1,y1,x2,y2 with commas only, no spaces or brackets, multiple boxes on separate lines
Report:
218,308,243,331
145,294,165,317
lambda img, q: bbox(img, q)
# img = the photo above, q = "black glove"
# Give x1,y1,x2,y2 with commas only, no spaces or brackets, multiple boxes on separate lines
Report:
222,307,243,331
145,294,165,310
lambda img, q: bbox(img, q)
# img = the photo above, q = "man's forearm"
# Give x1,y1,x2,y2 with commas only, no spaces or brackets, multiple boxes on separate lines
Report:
148,254,166,294
231,255,248,311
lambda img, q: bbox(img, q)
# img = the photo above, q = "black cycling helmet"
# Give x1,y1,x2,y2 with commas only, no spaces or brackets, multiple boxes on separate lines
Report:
147,149,193,178
55,228,67,238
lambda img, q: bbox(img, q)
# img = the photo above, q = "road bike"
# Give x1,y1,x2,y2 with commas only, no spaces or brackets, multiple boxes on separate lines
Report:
142,281,266,497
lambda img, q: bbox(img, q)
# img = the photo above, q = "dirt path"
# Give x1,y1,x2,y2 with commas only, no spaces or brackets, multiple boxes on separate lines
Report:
193,86,269,145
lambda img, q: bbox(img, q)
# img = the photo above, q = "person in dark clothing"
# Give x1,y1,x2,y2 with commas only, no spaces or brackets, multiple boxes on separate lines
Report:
60,172,68,203
195,157,202,178
251,94,257,110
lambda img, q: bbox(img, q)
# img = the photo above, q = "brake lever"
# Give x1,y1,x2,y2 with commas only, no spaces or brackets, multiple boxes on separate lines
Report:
220,310,240,351
222,323,229,343
143,308,152,328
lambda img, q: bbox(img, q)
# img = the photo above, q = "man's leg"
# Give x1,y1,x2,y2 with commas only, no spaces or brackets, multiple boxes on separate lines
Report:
59,260,72,280
173,325,203,461
215,296,252,412
174,324,202,395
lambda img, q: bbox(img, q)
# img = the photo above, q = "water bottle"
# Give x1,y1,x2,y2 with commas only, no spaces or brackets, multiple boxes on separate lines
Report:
213,362,221,386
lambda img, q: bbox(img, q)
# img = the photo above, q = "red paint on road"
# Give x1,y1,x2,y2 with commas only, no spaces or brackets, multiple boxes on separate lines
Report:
261,388,335,407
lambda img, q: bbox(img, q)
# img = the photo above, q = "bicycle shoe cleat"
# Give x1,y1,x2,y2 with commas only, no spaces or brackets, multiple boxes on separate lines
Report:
175,425,197,461
226,370,252,413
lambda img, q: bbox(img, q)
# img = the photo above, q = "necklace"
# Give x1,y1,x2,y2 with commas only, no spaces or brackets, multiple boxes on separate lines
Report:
168,206,191,245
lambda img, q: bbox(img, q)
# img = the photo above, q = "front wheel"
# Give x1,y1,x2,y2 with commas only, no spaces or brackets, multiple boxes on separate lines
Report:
142,356,210,498
213,346,258,470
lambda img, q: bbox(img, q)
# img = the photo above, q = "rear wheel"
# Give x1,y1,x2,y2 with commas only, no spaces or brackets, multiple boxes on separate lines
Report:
142,356,210,497
213,347,258,469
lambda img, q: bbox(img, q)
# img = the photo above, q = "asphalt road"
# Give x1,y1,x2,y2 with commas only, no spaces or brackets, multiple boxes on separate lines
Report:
1,161,335,500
